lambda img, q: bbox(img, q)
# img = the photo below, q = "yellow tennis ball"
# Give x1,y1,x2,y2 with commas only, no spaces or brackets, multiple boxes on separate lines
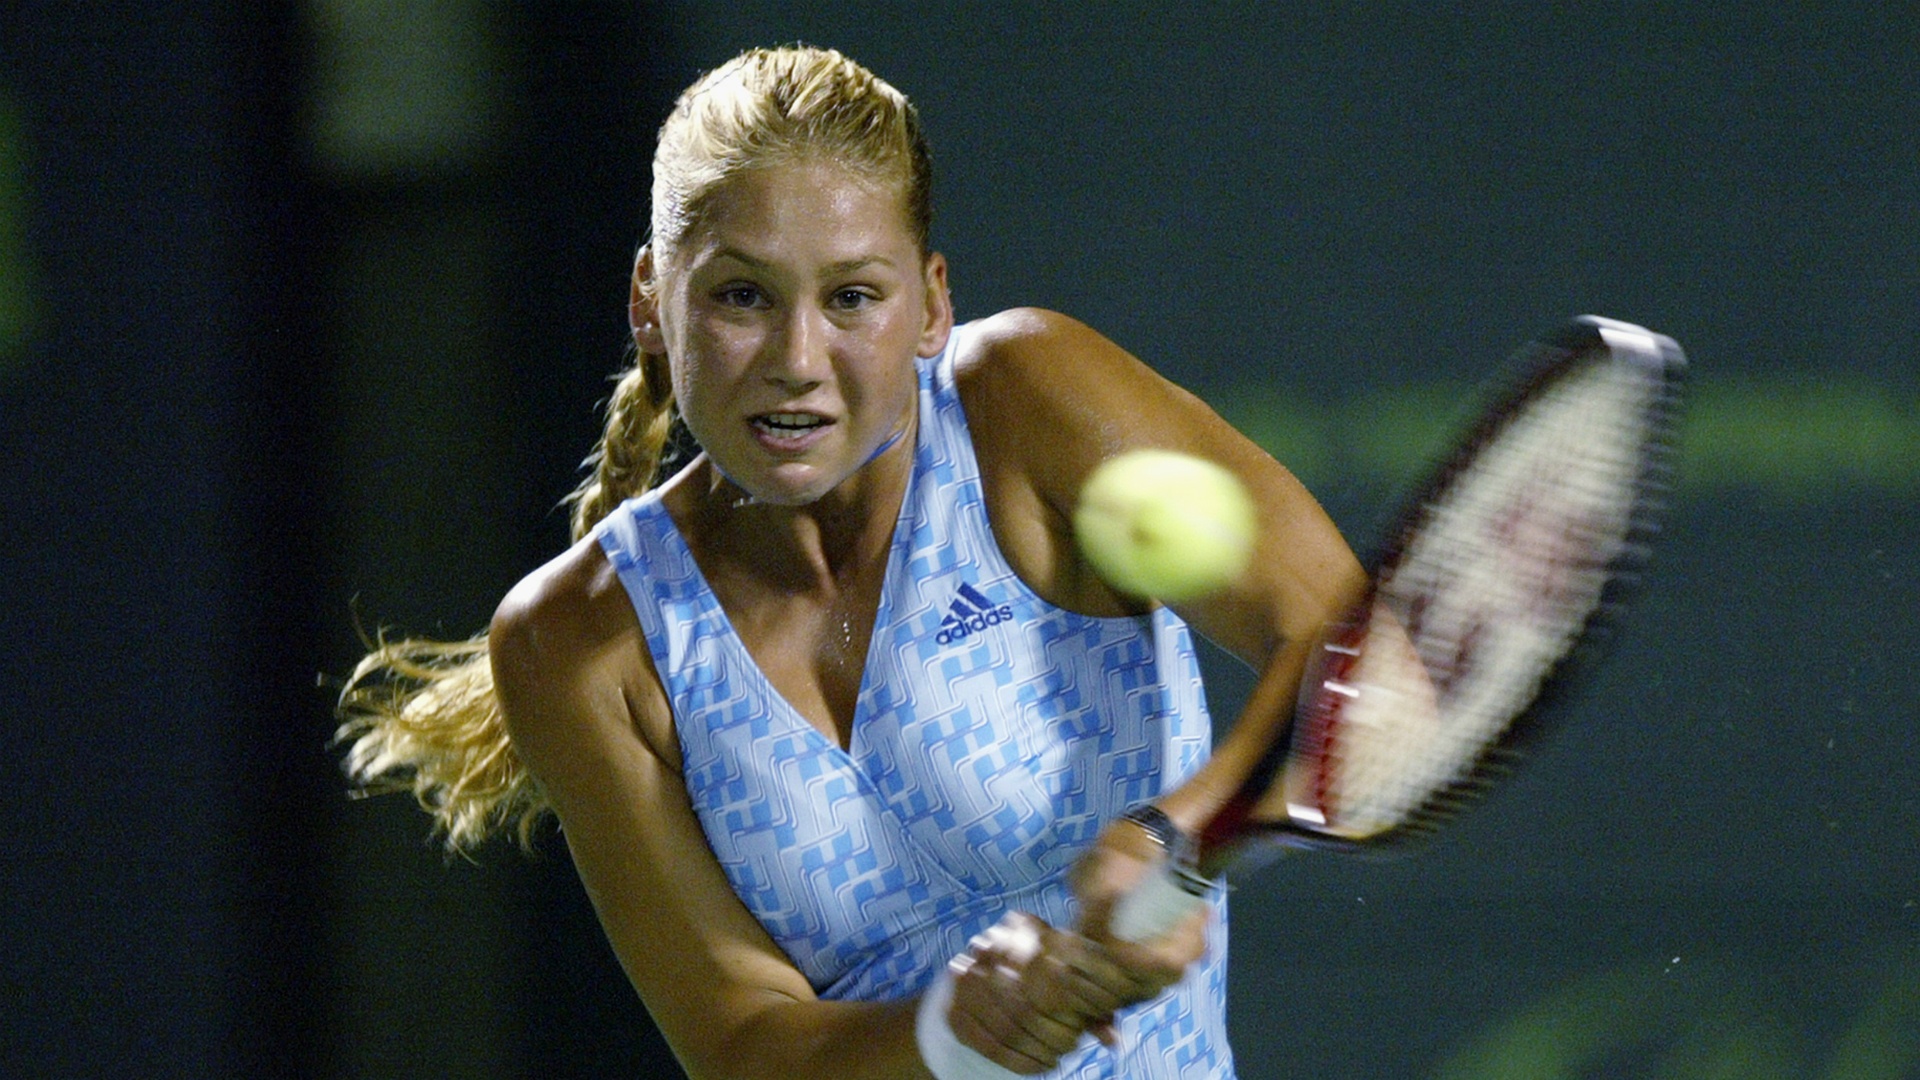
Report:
1073,449,1257,602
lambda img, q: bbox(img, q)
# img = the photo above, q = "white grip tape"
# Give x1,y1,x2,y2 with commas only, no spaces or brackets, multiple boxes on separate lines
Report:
915,959,1022,1080
1108,863,1211,942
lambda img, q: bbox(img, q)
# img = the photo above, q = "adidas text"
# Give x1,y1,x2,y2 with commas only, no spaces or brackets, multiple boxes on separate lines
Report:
936,604,1014,645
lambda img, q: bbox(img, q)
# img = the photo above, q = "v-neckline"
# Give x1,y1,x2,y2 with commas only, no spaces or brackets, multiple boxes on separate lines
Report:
659,432,919,763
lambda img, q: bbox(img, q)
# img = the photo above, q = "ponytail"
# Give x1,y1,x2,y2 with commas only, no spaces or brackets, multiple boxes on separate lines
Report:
566,348,676,539
335,347,677,852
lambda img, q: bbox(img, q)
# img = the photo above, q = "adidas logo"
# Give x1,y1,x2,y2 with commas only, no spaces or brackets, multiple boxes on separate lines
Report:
935,582,1015,646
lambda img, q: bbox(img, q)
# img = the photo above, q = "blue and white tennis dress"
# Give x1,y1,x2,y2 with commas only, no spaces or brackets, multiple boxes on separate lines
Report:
596,323,1235,1078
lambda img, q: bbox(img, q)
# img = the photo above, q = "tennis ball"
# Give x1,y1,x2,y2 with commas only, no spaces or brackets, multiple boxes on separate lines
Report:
1073,449,1257,602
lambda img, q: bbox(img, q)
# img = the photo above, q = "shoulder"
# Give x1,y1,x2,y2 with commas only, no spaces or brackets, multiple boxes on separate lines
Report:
490,534,627,670
955,307,1217,510
489,533,676,767
952,309,1221,612
954,307,1139,403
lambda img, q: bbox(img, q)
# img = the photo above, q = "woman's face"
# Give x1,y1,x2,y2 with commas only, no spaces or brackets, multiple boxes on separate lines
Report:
641,159,951,507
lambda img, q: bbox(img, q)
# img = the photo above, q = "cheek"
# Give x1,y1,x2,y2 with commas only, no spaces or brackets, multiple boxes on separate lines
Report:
667,319,750,399
668,361,695,413
851,352,921,434
667,354,719,441
668,338,762,452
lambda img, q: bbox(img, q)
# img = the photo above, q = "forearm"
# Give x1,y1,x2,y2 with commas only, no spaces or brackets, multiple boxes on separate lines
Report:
682,994,933,1080
1154,638,1307,836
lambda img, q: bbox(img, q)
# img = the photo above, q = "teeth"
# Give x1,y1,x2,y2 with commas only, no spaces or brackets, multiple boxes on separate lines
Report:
758,413,826,430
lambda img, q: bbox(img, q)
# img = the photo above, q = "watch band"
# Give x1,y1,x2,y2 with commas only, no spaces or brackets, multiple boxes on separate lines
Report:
1120,803,1188,854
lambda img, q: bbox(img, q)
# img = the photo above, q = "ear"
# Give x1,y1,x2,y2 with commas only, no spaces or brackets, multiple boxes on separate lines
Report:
916,251,955,358
630,245,666,354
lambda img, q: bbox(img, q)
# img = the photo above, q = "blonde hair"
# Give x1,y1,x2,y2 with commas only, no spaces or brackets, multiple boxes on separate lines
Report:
335,45,932,852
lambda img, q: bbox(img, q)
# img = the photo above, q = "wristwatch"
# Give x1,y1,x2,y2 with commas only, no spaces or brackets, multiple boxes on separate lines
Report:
1120,803,1190,858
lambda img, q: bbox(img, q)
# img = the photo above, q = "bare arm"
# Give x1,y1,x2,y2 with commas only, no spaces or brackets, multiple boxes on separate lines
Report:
489,541,933,1080
962,308,1367,841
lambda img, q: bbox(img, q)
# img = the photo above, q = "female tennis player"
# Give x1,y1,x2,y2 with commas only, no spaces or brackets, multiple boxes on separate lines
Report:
339,45,1365,1079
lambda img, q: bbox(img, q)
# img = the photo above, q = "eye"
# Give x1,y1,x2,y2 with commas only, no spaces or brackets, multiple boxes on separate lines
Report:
829,287,879,311
714,284,768,309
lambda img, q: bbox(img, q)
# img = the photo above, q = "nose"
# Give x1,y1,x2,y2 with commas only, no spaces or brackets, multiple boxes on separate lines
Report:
765,303,829,391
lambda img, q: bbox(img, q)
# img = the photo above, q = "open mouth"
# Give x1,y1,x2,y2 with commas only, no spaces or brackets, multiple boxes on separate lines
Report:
752,412,830,439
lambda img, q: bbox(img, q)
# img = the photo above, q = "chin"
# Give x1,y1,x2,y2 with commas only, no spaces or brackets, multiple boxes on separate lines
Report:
740,486,820,508
730,465,840,508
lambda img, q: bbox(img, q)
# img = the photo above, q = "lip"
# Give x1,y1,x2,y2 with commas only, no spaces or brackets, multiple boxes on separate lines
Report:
747,410,835,454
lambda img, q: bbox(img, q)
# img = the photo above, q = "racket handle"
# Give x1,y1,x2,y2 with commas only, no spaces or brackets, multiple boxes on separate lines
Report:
1109,860,1215,941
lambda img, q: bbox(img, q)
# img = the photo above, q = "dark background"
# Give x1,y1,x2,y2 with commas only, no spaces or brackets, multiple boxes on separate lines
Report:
2,3,1915,1077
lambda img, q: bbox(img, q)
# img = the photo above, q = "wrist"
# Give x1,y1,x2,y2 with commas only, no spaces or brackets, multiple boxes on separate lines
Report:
1119,803,1194,863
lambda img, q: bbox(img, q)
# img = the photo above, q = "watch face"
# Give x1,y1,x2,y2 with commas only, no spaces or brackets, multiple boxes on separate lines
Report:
1124,805,1180,849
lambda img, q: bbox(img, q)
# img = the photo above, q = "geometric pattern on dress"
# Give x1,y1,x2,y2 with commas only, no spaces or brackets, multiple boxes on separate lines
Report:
596,325,1236,1078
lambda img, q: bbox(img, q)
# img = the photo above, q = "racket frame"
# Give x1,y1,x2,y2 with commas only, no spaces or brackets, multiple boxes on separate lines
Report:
1192,315,1685,873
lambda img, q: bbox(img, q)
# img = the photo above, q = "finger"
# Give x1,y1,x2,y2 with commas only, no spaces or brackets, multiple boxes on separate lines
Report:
1047,928,1164,1002
981,963,1088,1057
950,1007,1081,1070
949,948,1085,1070
972,913,1102,1006
1022,947,1129,1024
972,912,1042,965
946,1000,1057,1075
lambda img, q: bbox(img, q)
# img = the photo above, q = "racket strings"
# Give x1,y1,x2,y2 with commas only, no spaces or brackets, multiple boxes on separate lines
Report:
1313,354,1664,837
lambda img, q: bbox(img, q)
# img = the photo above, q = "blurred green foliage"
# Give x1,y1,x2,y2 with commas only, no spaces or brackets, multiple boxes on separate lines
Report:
1434,953,1920,1079
1206,375,1919,498
1434,961,1799,1080
308,0,498,178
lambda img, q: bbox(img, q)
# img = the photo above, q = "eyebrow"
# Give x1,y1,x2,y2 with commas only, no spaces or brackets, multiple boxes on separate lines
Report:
707,247,899,277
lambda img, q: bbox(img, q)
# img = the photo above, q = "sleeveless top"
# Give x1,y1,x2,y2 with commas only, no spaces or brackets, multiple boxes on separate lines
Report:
596,323,1235,1078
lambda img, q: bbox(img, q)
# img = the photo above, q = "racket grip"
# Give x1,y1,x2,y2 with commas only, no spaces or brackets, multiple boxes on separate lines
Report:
1109,860,1214,941
914,959,1023,1080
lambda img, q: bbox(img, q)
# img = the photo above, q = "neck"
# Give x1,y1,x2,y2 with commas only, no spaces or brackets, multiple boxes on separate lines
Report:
682,415,915,591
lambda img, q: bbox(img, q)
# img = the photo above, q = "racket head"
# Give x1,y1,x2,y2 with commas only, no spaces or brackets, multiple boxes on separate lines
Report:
1201,315,1685,866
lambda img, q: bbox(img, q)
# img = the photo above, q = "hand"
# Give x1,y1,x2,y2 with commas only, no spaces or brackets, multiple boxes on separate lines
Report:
943,912,1148,1074
1070,812,1211,988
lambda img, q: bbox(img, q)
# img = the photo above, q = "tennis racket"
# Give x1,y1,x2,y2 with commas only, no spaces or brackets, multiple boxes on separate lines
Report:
1110,313,1686,938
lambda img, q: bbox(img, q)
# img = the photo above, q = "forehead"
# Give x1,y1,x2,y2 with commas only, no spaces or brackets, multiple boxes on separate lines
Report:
674,160,918,270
